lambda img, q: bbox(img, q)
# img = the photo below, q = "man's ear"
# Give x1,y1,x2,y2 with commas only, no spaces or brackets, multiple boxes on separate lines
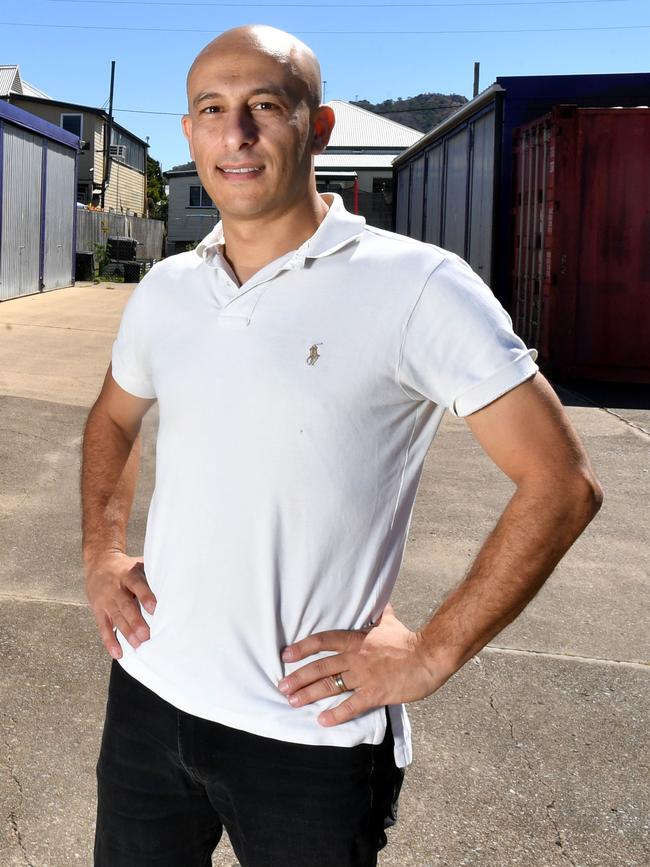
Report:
311,106,335,155
181,114,194,160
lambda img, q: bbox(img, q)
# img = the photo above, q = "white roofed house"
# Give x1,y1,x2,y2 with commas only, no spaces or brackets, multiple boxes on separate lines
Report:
164,162,220,256
0,65,51,99
164,99,422,253
315,100,422,229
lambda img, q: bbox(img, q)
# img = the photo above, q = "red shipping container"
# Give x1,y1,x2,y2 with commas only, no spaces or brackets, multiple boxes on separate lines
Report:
510,104,650,382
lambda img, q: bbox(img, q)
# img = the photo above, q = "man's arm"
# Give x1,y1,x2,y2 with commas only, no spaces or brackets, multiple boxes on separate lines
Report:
414,372,602,676
81,364,157,659
277,373,603,724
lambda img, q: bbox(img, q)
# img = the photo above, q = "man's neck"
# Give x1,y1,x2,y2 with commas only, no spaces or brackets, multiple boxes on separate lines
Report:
220,193,330,286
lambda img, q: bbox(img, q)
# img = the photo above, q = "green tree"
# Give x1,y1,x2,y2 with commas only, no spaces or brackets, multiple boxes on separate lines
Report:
147,155,168,222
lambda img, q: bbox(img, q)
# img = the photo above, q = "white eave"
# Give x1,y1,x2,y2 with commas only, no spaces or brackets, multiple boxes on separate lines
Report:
315,153,399,170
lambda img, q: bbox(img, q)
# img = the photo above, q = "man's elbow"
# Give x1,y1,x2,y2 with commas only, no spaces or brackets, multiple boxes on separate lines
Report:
520,463,603,530
560,466,604,528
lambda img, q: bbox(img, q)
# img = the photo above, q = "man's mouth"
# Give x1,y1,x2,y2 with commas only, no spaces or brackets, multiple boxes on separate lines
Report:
219,166,263,175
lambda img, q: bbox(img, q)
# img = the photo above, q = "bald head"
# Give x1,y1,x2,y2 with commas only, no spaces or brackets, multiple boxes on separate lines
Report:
187,25,323,111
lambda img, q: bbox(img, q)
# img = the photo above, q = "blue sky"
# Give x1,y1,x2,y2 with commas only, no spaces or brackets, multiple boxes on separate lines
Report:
2,0,649,171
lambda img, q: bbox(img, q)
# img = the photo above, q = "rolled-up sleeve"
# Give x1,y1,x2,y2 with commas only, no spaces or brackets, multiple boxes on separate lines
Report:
397,253,538,416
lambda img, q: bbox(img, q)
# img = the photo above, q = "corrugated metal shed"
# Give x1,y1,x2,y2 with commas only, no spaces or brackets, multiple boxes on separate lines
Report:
394,88,499,285
0,100,78,301
326,100,422,149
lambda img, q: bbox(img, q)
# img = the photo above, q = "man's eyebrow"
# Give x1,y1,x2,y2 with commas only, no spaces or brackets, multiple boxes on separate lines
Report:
192,86,293,109
192,91,222,108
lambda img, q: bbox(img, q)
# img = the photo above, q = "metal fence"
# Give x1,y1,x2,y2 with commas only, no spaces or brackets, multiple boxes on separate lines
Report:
76,209,165,260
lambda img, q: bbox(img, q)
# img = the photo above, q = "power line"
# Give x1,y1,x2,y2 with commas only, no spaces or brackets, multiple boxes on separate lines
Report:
2,20,648,34
113,104,469,116
45,0,630,7
115,108,185,116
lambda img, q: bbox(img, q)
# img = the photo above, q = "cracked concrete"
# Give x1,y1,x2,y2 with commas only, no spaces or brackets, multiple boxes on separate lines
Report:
482,657,574,866
0,283,648,866
2,712,34,867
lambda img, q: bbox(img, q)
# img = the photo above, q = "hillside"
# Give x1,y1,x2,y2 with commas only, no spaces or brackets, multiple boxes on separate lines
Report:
351,93,468,133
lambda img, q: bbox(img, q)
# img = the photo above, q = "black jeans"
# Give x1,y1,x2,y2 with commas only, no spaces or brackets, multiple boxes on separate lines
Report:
94,660,405,866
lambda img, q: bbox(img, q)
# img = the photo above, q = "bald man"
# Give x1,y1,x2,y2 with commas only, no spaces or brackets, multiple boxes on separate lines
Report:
82,24,602,867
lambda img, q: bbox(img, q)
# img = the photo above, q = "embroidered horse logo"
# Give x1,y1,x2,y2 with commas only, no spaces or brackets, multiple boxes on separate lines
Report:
306,343,323,366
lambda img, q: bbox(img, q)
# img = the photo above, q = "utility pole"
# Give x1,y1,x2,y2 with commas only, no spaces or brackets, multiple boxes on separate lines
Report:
144,135,150,218
473,62,480,98
101,60,116,210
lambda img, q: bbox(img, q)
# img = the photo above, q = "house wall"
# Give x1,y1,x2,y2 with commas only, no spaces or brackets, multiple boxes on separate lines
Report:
316,168,394,230
6,97,146,214
104,160,146,216
167,174,219,253
93,120,104,189
357,168,391,193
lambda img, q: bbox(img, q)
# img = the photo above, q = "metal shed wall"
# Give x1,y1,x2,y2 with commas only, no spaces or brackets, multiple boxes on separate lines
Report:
394,164,410,235
408,155,426,241
467,109,496,282
0,125,43,300
0,100,78,302
393,102,498,286
43,141,76,290
443,127,470,257
423,144,444,247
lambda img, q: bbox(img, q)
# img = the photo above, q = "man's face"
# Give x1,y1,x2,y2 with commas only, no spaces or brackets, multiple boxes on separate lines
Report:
182,47,327,222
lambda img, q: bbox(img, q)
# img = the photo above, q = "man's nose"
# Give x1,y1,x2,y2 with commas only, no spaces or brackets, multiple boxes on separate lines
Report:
222,107,259,150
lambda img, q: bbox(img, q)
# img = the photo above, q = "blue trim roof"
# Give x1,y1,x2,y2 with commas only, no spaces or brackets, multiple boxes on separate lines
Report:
0,99,79,149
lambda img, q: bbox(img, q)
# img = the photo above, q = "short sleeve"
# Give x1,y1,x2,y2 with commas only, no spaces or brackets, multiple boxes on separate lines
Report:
111,275,157,399
397,253,538,416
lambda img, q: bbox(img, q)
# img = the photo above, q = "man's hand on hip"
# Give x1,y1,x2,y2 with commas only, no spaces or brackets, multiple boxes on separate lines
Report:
84,552,157,659
277,603,444,726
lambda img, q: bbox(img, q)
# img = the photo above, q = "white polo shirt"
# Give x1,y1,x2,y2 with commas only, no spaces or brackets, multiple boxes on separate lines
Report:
111,193,538,767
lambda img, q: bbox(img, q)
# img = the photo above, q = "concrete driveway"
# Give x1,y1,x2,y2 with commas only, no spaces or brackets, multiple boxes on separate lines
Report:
1,283,648,867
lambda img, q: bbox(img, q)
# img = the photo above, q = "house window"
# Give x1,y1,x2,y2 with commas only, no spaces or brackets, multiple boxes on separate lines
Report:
77,183,90,204
61,113,83,139
189,185,213,207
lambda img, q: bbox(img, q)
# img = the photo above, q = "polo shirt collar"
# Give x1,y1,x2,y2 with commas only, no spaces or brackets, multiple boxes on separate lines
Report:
195,193,366,271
